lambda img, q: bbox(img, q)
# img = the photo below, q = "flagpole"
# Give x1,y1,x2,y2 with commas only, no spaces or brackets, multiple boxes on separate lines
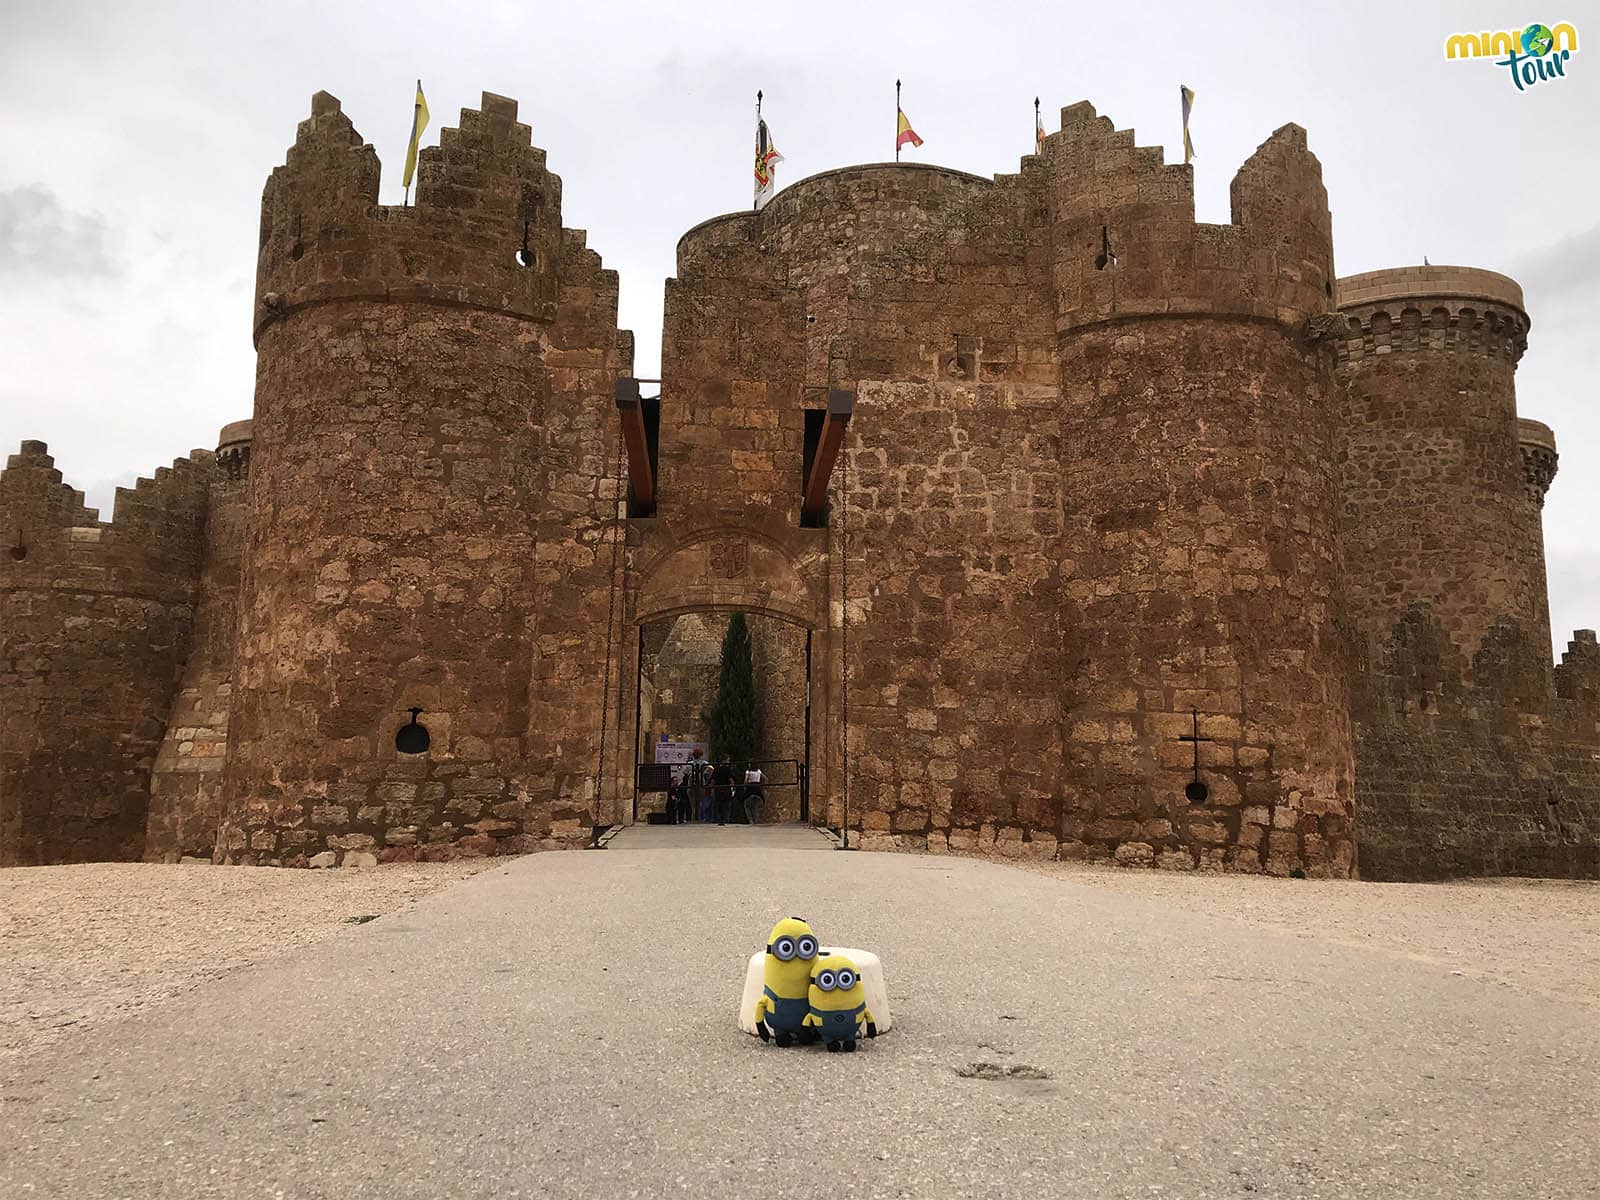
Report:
754,90,763,212
895,79,902,163
1034,96,1041,151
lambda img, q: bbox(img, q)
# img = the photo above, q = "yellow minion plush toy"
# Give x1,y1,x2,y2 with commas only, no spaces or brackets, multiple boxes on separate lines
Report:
803,953,877,1052
753,917,820,1046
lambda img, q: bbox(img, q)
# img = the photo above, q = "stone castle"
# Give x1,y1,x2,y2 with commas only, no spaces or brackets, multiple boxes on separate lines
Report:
3,90,1597,879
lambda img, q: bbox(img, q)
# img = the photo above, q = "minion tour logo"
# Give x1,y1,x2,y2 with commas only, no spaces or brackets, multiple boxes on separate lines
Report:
1445,22,1579,90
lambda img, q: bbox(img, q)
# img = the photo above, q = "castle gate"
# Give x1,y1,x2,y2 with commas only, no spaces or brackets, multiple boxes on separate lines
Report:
626,604,816,826
592,473,843,834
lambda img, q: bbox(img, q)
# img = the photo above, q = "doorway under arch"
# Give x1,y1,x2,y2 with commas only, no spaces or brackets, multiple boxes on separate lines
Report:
628,607,816,826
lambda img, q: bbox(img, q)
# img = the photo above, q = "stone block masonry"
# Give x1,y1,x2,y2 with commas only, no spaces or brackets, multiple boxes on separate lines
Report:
0,442,209,864
145,423,252,861
214,91,632,866
3,88,1595,879
839,380,1066,859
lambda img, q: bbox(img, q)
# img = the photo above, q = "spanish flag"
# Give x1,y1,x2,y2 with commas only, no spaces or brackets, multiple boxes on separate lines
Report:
403,80,430,192
1035,109,1046,155
1180,84,1196,165
896,107,923,152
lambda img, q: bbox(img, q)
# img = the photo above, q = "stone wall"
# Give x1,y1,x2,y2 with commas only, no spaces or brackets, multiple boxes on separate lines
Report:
838,380,1064,856
218,91,629,866
748,614,808,820
1354,619,1600,879
522,226,635,837
0,442,209,864
145,423,252,860
1056,320,1353,875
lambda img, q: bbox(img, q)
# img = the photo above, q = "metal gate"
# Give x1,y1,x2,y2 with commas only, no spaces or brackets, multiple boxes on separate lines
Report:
633,757,808,825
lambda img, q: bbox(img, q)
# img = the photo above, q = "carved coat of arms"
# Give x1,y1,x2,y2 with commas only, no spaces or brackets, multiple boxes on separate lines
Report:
708,539,748,579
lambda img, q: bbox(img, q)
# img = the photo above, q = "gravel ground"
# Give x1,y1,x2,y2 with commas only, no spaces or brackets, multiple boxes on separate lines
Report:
3,834,1596,1199
4,849,1594,1076
1018,859,1600,1008
0,860,484,1062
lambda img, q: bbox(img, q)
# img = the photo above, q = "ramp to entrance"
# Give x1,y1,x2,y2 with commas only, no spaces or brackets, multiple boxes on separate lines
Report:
605,823,832,851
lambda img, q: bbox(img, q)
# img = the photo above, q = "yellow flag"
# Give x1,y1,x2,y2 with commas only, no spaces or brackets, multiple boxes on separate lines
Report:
403,80,430,191
1180,84,1196,165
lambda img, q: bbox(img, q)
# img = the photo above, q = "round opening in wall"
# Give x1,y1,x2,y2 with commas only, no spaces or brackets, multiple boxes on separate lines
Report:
8,545,25,561
1184,780,1209,804
395,707,430,754
514,247,535,269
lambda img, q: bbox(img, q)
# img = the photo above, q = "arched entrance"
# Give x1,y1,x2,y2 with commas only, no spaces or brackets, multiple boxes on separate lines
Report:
629,608,814,825
601,525,836,833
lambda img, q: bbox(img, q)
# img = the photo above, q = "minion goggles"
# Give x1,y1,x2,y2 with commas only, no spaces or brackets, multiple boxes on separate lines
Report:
766,934,819,961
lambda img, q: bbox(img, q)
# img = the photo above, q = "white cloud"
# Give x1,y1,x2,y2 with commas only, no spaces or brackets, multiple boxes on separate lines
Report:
0,184,116,277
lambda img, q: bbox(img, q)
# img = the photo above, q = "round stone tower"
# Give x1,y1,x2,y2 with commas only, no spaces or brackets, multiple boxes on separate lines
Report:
1517,417,1559,657
218,91,564,865
1048,104,1355,876
1334,266,1538,664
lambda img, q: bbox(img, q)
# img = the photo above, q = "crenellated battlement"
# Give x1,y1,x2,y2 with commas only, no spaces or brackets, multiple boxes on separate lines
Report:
216,419,252,481
676,101,1336,326
1368,605,1575,719
667,101,1339,399
1043,104,1334,335
255,90,576,343
0,440,212,606
1518,418,1559,506
1555,630,1600,717
1356,606,1600,880
2,440,99,533
1335,266,1530,365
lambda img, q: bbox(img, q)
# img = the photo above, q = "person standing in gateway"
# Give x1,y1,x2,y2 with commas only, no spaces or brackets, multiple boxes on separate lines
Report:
743,762,766,825
711,759,735,825
685,748,709,824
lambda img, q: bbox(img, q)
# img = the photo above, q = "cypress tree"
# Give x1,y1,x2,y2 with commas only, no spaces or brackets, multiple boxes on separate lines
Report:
704,613,758,812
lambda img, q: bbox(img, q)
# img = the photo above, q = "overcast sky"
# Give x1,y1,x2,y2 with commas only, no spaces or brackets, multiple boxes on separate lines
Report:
2,1,1595,656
